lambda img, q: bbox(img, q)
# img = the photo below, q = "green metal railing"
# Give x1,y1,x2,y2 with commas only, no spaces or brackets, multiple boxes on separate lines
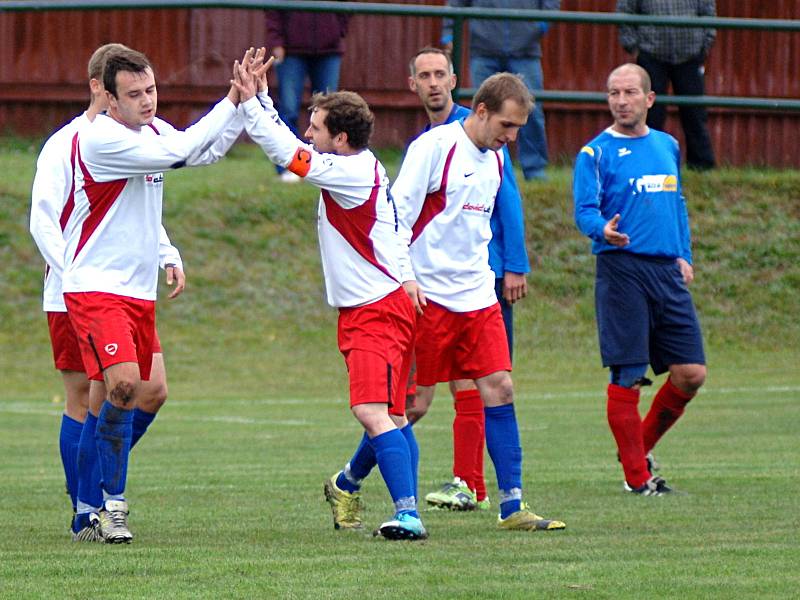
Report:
4,0,800,111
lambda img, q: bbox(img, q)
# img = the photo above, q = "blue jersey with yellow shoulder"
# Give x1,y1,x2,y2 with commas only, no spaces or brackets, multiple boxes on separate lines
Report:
573,127,692,263
421,103,530,277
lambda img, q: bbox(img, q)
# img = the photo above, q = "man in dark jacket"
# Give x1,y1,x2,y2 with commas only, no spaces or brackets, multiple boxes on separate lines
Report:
442,0,560,181
617,0,716,170
266,9,349,182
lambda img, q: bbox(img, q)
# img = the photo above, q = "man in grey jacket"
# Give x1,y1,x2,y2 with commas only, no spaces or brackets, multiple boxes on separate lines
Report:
442,0,560,181
617,0,716,170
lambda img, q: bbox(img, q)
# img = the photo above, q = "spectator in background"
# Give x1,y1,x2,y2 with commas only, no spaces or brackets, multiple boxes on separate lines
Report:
442,0,560,181
617,0,716,170
266,8,350,182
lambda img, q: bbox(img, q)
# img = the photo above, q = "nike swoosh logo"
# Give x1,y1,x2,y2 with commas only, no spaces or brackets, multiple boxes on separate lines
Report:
464,172,475,177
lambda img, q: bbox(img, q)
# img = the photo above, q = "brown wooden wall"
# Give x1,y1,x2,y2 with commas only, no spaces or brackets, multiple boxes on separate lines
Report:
1,0,799,167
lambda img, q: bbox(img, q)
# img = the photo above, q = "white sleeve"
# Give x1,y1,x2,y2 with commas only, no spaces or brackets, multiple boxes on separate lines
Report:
158,225,183,271
185,106,248,167
240,96,378,208
391,135,442,247
240,95,307,171
29,136,71,277
83,98,238,181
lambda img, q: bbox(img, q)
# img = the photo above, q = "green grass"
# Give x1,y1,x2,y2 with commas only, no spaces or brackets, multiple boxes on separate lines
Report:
1,139,799,598
1,367,798,598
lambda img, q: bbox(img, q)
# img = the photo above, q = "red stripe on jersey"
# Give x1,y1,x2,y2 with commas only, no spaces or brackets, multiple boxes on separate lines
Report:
321,160,398,284
411,142,457,244
148,123,160,135
59,132,79,232
73,138,127,260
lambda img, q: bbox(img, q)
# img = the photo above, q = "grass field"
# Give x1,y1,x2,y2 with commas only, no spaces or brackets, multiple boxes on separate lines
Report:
1,139,798,598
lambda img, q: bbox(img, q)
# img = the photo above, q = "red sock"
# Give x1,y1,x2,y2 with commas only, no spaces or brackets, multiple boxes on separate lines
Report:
607,384,649,489
453,389,485,499
642,377,695,453
474,404,487,502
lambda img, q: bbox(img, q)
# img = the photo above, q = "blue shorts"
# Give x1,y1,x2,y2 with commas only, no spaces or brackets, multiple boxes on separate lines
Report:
495,278,514,362
595,252,705,375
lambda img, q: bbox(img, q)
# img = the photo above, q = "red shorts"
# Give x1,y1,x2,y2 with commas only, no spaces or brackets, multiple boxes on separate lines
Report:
64,292,157,382
415,301,511,386
47,311,85,372
338,287,416,416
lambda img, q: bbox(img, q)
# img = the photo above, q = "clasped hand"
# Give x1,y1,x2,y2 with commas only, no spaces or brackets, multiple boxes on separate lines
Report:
226,47,274,105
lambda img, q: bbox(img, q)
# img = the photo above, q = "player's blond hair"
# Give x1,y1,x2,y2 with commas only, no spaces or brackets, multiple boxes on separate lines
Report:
87,43,131,81
472,72,534,115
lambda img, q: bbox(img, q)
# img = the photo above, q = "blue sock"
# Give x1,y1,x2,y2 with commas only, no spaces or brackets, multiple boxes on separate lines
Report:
131,407,156,449
372,429,417,518
401,423,419,500
76,412,103,517
72,512,92,532
59,414,84,511
95,401,133,497
485,404,523,519
336,432,376,493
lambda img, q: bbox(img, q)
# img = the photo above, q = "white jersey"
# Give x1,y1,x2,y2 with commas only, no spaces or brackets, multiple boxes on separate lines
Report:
62,97,239,301
392,120,502,312
30,113,184,312
240,95,410,308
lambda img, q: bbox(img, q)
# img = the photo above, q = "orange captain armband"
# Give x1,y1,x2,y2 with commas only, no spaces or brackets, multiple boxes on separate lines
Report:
287,146,312,177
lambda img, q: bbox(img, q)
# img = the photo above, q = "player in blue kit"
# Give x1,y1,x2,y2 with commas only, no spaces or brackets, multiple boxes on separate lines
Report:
573,63,707,495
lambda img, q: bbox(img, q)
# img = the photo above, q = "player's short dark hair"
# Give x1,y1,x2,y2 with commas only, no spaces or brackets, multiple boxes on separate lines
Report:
103,48,153,98
472,72,534,115
87,43,131,81
310,91,374,150
409,47,454,76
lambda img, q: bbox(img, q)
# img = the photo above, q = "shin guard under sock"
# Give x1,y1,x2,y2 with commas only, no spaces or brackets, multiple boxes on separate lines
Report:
607,384,649,488
130,407,157,449
59,414,84,510
337,432,376,493
484,404,523,518
95,401,133,496
372,429,417,517
401,423,419,500
642,377,694,453
76,412,102,511
453,389,486,499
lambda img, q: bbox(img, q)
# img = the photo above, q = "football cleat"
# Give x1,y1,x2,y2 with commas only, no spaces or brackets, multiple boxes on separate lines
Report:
98,499,133,544
497,504,566,531
424,477,477,511
626,475,673,496
71,512,105,543
476,497,492,511
323,474,365,530
618,451,660,473
374,513,428,541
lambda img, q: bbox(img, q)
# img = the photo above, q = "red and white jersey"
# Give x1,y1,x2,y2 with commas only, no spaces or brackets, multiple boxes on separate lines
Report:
30,113,185,312
62,98,238,301
392,120,502,312
240,95,410,308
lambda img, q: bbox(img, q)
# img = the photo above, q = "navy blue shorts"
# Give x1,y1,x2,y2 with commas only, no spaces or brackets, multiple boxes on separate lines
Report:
495,278,514,362
595,252,705,375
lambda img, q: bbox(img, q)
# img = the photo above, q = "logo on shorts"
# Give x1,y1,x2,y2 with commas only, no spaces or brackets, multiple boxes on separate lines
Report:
105,343,118,356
